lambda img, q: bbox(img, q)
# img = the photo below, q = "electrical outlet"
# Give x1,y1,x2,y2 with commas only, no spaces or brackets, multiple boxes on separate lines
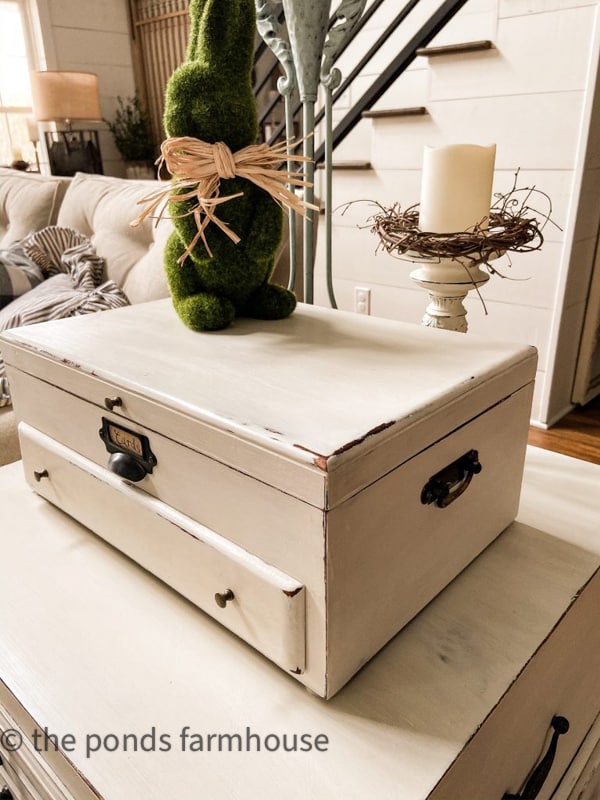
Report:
355,287,371,315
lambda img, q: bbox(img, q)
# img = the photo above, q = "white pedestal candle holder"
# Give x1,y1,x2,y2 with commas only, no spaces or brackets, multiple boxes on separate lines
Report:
409,256,492,333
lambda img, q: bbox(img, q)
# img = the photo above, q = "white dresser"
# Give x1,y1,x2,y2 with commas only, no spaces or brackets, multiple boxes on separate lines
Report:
0,300,536,698
0,446,600,800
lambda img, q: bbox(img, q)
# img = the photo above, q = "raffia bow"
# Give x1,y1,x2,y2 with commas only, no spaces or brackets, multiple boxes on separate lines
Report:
131,136,318,262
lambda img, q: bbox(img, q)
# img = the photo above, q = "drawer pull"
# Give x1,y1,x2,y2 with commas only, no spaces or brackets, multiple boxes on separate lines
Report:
421,449,482,508
104,396,123,411
108,452,148,483
33,468,49,482
214,589,235,608
100,419,157,480
503,715,570,800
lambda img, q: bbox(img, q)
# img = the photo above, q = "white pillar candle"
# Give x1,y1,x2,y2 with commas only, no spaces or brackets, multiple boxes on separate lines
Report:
419,143,496,233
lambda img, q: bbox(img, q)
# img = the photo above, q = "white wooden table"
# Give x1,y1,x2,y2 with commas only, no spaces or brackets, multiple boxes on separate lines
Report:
1,446,600,800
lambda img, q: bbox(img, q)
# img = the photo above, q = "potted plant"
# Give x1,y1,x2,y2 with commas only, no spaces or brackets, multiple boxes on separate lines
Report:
106,95,156,179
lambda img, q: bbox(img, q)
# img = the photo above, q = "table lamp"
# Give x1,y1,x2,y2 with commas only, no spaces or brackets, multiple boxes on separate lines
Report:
30,70,104,176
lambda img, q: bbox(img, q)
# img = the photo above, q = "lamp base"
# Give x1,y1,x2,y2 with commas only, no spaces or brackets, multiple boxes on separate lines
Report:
44,130,103,177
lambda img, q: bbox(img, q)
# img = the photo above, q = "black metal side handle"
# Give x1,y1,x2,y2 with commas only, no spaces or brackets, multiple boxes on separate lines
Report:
421,449,482,508
503,715,570,800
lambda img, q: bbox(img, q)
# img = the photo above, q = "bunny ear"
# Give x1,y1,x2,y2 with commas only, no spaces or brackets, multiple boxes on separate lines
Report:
185,0,203,62
187,0,255,72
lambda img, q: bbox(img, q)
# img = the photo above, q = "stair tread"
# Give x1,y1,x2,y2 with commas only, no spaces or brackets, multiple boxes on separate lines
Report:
317,161,372,170
417,39,494,57
362,106,427,119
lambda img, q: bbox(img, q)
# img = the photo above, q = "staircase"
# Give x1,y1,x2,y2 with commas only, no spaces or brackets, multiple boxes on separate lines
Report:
255,0,600,428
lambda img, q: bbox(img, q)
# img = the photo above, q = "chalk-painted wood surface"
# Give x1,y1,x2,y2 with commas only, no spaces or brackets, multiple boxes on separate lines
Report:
1,300,536,696
19,423,307,676
0,299,536,495
15,380,532,697
1,447,600,799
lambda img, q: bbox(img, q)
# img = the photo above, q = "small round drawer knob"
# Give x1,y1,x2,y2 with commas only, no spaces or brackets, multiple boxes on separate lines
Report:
108,452,147,482
104,396,123,411
33,469,49,482
214,589,235,608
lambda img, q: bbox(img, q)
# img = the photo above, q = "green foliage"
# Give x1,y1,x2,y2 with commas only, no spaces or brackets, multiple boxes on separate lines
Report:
106,96,155,162
162,0,296,331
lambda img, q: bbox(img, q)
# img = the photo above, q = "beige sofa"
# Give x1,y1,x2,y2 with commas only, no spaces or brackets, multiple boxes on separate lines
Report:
0,168,172,466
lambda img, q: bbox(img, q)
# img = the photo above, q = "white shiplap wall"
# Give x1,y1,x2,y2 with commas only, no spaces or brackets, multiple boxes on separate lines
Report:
29,0,136,177
314,0,600,426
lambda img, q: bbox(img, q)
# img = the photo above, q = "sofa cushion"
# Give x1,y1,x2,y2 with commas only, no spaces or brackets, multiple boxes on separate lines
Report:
0,168,70,248
57,172,171,304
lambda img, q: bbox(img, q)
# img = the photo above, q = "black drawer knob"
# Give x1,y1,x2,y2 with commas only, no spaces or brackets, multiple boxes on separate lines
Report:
214,589,235,608
33,469,49,482
104,396,123,411
108,452,147,482
503,715,570,799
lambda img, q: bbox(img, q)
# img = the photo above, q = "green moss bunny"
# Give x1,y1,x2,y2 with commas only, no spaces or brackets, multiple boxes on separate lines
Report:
162,0,297,331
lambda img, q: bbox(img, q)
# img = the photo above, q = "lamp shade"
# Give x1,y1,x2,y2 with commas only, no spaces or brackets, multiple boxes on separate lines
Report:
30,71,102,122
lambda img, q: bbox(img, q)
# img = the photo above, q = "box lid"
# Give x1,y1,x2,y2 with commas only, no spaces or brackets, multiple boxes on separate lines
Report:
1,299,537,507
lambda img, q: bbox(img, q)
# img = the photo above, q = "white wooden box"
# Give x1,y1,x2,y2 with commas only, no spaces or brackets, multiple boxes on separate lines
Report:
0,299,537,697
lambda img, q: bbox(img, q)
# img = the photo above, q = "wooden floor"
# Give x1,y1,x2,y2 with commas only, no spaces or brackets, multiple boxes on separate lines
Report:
528,395,600,465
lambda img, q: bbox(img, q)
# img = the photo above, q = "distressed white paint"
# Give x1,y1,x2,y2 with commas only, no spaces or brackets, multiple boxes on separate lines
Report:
19,423,306,676
0,447,599,798
1,299,536,696
0,300,536,479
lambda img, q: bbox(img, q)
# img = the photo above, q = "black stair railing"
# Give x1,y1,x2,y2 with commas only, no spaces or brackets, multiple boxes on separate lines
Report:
266,0,419,146
253,0,471,163
314,0,471,164
256,0,389,141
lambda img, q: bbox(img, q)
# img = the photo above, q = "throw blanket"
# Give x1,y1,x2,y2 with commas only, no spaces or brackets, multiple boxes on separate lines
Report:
0,227,129,408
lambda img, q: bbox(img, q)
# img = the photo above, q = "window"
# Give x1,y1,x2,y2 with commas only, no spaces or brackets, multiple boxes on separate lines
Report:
0,0,35,168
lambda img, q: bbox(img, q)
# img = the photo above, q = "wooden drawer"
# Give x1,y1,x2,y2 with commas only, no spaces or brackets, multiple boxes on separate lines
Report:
430,567,600,800
18,423,306,676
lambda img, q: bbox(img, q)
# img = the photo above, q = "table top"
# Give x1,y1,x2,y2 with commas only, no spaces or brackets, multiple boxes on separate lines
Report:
1,446,599,800
0,299,536,463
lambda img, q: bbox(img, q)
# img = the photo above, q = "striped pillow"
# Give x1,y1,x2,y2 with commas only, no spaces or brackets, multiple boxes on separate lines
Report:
0,249,44,309
0,230,128,407
19,226,103,280
0,272,129,330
